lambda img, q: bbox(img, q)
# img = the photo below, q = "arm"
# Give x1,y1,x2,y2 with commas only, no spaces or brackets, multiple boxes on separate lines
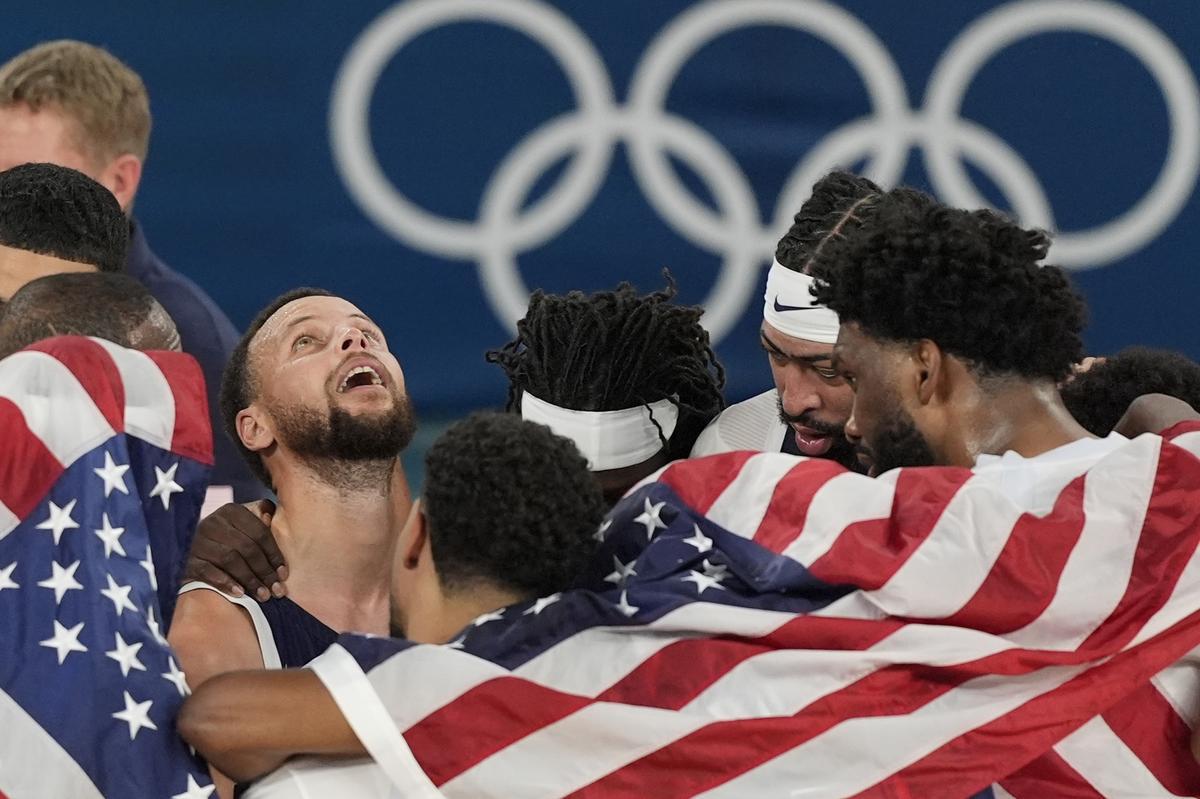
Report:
1113,394,1200,437
177,669,365,784
184,501,288,601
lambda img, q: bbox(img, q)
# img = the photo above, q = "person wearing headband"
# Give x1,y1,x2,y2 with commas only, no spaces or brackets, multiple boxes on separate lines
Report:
487,276,726,505
691,171,880,470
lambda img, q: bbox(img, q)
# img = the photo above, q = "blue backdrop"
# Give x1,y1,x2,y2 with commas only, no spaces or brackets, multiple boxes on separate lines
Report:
3,1,1198,417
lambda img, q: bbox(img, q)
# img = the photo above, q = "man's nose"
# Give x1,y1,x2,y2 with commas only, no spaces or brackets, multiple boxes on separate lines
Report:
780,369,821,417
339,327,369,351
844,405,862,443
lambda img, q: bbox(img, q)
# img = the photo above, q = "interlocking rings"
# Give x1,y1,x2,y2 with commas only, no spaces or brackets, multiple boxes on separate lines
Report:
330,0,1200,343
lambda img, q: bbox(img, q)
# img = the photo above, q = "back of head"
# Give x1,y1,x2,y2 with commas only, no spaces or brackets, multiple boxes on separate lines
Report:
775,170,883,274
486,275,726,460
0,271,176,359
1061,347,1200,435
811,190,1086,383
0,40,151,163
423,412,606,598
0,162,128,273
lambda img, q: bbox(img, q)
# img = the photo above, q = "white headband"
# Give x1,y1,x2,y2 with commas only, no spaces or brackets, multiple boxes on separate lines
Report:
520,392,679,471
762,260,840,344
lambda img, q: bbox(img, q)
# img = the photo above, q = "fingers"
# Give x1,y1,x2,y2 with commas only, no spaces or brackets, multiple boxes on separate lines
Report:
185,503,287,601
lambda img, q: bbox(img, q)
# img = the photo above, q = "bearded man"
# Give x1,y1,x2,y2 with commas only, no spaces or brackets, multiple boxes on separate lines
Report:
169,288,415,678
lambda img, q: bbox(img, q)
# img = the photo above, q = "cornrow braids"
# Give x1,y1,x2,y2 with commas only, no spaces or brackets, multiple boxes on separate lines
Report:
486,273,726,460
775,170,884,274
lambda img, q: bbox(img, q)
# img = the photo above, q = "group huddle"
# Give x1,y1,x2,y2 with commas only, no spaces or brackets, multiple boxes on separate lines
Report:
1,49,1200,797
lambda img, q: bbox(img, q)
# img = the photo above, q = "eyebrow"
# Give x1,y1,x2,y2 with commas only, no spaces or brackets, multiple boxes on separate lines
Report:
759,331,834,364
284,312,377,331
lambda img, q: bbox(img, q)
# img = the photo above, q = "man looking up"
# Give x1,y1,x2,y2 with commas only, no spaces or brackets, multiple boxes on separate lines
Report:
170,288,415,678
691,171,882,469
0,40,256,500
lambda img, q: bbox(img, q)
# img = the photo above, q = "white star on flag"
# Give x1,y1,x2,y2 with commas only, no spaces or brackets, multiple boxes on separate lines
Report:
523,593,562,616
682,524,713,553
446,635,466,650
149,463,184,510
0,562,17,592
146,606,168,645
701,559,730,580
472,610,505,626
139,547,158,592
594,519,613,543
682,568,726,595
93,513,126,558
172,775,215,799
38,559,83,604
100,573,137,616
106,632,147,678
93,451,130,497
163,656,190,696
39,620,87,664
35,499,79,545
633,499,668,540
112,690,157,740
604,555,638,585
616,589,639,618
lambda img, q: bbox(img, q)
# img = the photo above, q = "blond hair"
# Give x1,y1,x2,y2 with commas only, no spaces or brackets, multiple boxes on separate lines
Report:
0,40,151,163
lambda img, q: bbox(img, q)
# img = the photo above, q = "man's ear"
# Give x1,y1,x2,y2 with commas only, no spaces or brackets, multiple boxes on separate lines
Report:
98,153,143,213
235,405,275,453
912,339,945,406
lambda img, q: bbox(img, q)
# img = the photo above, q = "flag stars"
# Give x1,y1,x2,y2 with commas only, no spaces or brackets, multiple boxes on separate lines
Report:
112,691,157,740
594,519,613,543
40,620,87,664
172,775,215,799
38,560,83,604
93,451,130,497
604,555,638,586
0,562,17,592
472,610,505,627
139,547,158,592
100,574,137,616
106,632,147,678
615,590,639,618
633,499,668,541
523,593,562,616
36,499,79,545
163,657,189,696
682,568,726,595
146,606,167,645
446,634,466,650
150,463,185,510
94,513,126,558
682,524,713,553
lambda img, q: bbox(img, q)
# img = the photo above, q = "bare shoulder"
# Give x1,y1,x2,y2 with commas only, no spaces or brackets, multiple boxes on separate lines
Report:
169,590,265,688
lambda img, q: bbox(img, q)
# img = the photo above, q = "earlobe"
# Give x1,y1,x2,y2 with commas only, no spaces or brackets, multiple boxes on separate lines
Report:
914,340,943,405
236,407,274,453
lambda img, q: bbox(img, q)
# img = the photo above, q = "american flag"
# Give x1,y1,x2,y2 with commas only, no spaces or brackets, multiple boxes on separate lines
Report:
0,337,215,798
308,423,1200,798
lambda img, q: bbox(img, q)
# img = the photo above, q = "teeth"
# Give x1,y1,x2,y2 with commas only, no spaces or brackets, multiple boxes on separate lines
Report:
338,365,382,392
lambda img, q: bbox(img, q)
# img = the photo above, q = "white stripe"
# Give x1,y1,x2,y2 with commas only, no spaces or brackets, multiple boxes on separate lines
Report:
993,786,1017,799
0,350,114,468
704,453,805,540
178,581,282,669
0,499,19,543
309,645,444,798
1005,436,1158,650
89,338,176,451
698,663,1091,798
1055,717,1188,798
1151,653,1200,727
782,470,896,566
1165,430,1200,457
0,687,103,798
441,701,704,799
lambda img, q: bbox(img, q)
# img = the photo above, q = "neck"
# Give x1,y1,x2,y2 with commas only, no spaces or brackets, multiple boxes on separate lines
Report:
957,379,1094,465
409,582,526,645
269,457,400,635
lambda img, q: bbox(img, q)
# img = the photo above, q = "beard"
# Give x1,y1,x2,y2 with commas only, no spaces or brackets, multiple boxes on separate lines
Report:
777,398,862,472
861,406,937,475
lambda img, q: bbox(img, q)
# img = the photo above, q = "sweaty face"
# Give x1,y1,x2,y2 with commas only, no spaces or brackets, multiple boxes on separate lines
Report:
834,323,938,476
249,296,415,463
761,322,854,459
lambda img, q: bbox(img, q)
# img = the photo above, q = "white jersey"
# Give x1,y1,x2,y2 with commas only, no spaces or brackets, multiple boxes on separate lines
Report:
690,389,788,457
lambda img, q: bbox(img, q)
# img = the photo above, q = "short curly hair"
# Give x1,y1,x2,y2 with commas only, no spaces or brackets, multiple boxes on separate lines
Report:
423,411,605,598
219,287,333,489
810,191,1086,382
1061,347,1200,435
0,162,127,274
775,170,882,274
486,274,725,460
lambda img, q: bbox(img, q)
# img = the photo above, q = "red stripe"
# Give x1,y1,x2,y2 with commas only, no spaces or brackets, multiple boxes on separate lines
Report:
1161,420,1200,442
0,398,63,521
752,458,846,554
939,476,1087,634
144,350,213,465
403,676,590,786
1101,682,1200,796
27,337,124,433
808,467,972,588
998,751,1103,799
658,451,758,516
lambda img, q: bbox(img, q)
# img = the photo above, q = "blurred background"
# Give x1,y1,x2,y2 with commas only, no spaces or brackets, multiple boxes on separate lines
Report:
4,0,1198,485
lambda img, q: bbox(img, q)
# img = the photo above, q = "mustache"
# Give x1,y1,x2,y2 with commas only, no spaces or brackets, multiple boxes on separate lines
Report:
779,408,845,437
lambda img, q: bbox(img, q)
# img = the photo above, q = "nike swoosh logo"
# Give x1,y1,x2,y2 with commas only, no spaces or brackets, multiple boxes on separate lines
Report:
772,296,821,313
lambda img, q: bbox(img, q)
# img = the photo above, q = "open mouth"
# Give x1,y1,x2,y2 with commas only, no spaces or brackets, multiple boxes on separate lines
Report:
337,364,384,393
791,424,835,456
